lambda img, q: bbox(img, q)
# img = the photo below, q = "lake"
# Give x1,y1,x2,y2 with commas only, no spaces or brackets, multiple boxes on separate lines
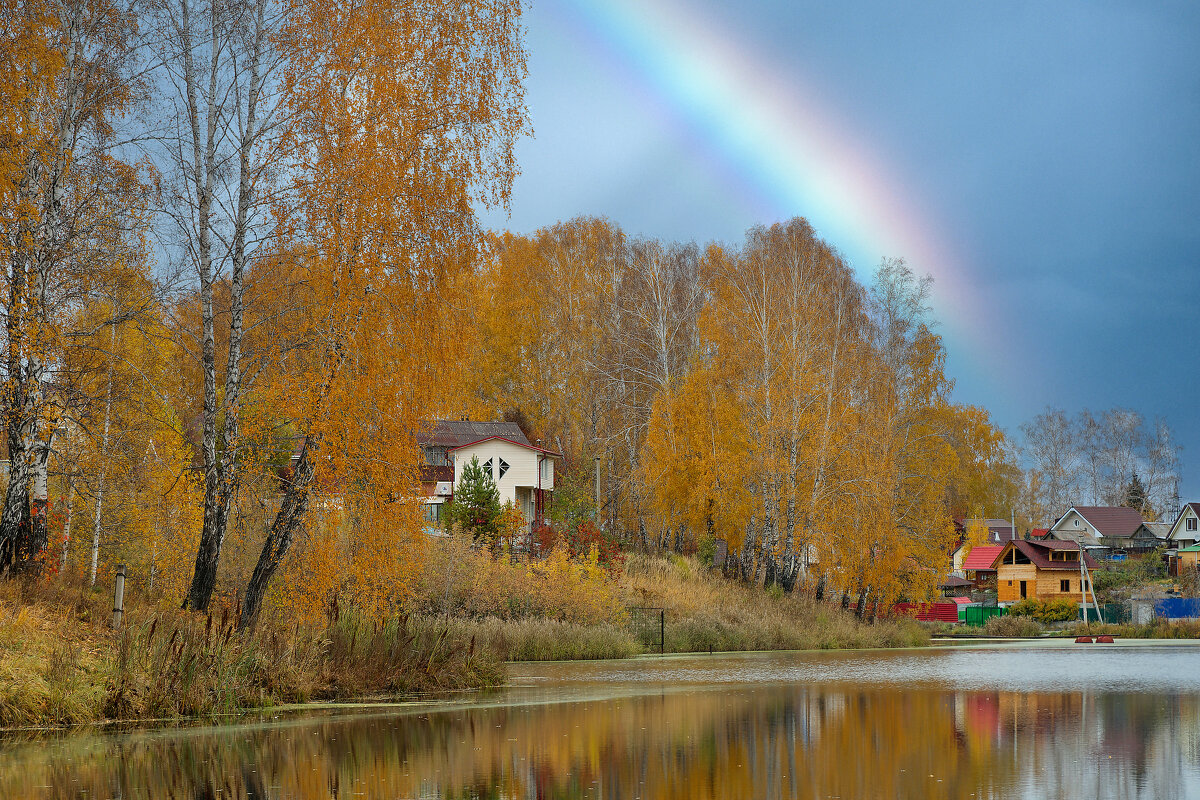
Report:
3,641,1200,799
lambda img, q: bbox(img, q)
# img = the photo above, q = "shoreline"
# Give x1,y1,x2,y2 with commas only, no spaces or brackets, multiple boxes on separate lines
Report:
7,637,1200,736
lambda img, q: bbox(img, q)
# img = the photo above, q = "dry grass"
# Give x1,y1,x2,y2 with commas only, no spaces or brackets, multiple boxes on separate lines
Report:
1064,618,1200,640
0,578,502,729
617,553,929,652
442,616,639,661
415,538,625,625
981,615,1042,638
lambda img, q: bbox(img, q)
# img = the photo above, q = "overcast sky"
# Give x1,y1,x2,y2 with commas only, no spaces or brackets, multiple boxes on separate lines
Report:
481,0,1200,501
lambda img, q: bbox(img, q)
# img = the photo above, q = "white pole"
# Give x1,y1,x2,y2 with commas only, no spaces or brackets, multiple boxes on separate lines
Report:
112,564,126,630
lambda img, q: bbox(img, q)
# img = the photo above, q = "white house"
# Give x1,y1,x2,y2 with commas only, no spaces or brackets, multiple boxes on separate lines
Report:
1167,503,1200,547
451,435,560,525
416,420,561,529
1046,505,1144,552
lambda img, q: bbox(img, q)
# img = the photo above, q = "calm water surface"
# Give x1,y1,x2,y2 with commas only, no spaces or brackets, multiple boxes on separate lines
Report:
3,642,1200,799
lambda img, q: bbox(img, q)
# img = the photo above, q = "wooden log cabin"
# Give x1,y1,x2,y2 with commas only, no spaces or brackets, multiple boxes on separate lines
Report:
992,540,1100,603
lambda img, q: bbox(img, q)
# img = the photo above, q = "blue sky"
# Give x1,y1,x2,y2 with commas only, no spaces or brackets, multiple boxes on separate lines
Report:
481,0,1200,499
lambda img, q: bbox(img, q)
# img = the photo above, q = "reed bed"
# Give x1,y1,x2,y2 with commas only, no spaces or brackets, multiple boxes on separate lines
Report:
0,580,502,729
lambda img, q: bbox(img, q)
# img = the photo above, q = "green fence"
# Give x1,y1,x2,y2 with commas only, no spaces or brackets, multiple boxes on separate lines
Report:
1079,603,1130,624
963,606,1007,627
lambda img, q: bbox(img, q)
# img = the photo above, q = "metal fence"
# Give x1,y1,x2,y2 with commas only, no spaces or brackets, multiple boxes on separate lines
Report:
1080,602,1131,624
963,605,1007,627
628,606,665,654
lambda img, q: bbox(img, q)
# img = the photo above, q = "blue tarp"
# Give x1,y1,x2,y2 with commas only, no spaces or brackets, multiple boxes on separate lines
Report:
1154,598,1200,620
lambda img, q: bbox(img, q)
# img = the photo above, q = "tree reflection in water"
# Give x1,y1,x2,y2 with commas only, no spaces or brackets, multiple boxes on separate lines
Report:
2,683,1199,798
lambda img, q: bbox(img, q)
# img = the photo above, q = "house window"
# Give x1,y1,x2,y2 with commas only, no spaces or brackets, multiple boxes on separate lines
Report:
1007,580,1012,586
483,458,494,479
1074,518,1080,528
498,457,510,479
1060,579,1071,592
1188,518,1197,532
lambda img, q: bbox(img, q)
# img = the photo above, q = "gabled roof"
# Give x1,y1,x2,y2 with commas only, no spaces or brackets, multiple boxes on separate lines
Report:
449,435,563,458
1167,503,1200,540
962,545,1005,571
1030,528,1050,539
1133,522,1171,540
939,575,973,588
417,420,532,449
991,539,1099,571
1053,506,1144,540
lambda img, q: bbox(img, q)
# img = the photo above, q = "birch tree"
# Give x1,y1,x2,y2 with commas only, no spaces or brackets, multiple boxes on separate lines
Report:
150,0,289,609
238,0,528,629
0,0,150,575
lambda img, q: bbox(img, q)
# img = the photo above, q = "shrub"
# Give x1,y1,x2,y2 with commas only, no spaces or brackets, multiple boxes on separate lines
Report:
982,615,1041,637
1008,597,1080,623
1038,597,1079,623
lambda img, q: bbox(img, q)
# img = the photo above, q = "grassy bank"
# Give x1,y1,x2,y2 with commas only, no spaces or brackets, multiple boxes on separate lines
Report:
0,580,501,729
1,550,928,727
617,553,929,653
433,553,928,661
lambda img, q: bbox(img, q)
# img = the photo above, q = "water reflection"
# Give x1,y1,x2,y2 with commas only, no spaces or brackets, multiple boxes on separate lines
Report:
4,648,1200,799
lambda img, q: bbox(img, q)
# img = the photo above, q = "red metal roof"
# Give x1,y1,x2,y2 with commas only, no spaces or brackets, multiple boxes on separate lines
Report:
962,545,1005,571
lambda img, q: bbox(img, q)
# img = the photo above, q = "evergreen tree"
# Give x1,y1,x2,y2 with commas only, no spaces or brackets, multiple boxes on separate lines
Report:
1123,471,1147,513
447,456,502,544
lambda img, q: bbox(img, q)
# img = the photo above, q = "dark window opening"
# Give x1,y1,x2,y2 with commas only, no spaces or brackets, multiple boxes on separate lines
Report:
1060,579,1071,592
498,457,510,479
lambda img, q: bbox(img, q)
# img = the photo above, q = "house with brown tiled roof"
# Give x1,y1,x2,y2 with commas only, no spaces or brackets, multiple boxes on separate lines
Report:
1046,506,1144,553
1167,502,1200,548
415,419,561,531
991,540,1099,603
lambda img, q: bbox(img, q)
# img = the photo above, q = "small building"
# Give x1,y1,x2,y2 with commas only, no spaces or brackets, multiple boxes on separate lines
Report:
992,540,1100,603
1166,503,1200,548
962,545,1005,589
938,575,974,597
1171,543,1200,574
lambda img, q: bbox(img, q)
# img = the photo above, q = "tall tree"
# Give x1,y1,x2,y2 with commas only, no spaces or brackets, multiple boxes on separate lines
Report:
151,0,290,609
0,0,150,574
238,0,528,629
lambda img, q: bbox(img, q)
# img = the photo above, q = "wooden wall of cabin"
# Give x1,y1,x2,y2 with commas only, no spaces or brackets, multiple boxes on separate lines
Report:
997,566,1090,602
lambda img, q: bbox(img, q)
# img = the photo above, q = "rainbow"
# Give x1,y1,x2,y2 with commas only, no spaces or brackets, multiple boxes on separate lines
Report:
554,0,977,336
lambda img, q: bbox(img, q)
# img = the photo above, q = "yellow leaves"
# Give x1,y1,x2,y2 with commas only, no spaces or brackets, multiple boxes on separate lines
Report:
962,518,991,559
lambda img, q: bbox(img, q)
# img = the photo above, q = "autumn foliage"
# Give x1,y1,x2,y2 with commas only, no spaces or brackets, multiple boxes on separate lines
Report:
0,0,1023,639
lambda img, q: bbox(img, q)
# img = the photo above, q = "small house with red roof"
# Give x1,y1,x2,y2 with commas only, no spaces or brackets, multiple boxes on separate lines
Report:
992,540,1099,603
961,545,1005,589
